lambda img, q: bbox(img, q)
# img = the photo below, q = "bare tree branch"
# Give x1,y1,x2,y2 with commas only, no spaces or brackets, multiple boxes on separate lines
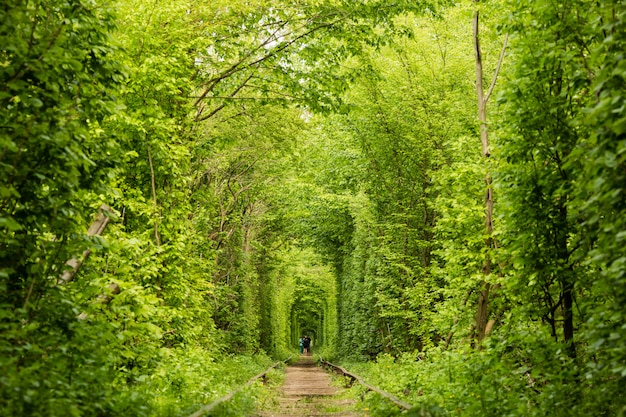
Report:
485,33,509,104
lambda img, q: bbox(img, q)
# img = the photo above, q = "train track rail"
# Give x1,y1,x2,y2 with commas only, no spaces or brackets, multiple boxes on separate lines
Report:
185,356,292,417
319,356,414,411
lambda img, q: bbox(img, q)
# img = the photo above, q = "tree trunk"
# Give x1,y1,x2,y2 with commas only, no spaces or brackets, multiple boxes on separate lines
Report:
557,204,576,358
146,138,161,246
473,7,491,345
562,276,575,357
472,6,507,345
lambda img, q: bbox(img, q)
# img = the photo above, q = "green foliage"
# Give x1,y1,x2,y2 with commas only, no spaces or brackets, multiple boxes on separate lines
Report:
295,5,481,359
494,0,626,412
0,1,126,415
327,1,626,416
574,2,626,388
3,0,626,416
497,0,593,348
1,0,344,414
146,353,276,417
344,320,624,417
0,0,122,297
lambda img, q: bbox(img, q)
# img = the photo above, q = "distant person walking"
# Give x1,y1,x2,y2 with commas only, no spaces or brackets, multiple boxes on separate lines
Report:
299,336,304,354
302,336,311,355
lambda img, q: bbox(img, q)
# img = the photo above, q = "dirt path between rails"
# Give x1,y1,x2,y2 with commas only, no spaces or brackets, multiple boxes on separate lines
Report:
255,355,367,417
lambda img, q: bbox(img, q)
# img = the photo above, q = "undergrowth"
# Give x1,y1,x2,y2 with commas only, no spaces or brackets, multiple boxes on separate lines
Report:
201,356,288,417
340,333,625,417
144,351,279,417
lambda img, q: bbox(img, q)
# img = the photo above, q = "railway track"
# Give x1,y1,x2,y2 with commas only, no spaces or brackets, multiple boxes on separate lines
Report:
186,355,415,416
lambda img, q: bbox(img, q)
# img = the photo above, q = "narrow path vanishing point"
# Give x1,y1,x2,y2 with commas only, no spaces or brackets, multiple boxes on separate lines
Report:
256,355,367,417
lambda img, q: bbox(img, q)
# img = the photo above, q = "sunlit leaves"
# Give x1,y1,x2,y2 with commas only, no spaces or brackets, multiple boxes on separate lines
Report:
0,1,125,412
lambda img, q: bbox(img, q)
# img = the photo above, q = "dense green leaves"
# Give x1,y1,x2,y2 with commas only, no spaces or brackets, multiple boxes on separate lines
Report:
295,7,482,359
2,0,626,415
0,0,122,295
576,3,626,384
0,2,126,414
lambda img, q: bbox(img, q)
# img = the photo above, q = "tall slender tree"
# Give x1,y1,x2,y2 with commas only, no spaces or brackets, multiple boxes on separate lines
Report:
471,0,507,345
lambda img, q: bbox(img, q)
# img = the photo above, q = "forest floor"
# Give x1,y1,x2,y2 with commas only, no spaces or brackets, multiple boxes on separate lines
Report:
255,355,367,417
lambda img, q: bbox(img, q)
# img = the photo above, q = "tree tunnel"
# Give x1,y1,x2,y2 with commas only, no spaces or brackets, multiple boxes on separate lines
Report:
290,278,331,352
278,250,338,355
257,248,338,357
291,301,324,348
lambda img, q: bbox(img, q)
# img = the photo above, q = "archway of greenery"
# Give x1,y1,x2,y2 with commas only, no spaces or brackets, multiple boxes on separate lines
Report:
2,1,625,416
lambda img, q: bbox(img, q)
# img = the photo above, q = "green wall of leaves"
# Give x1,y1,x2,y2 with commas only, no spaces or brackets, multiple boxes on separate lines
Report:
2,0,626,416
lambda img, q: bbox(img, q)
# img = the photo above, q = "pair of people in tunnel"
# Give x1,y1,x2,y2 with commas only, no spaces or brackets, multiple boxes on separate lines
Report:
299,335,311,355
